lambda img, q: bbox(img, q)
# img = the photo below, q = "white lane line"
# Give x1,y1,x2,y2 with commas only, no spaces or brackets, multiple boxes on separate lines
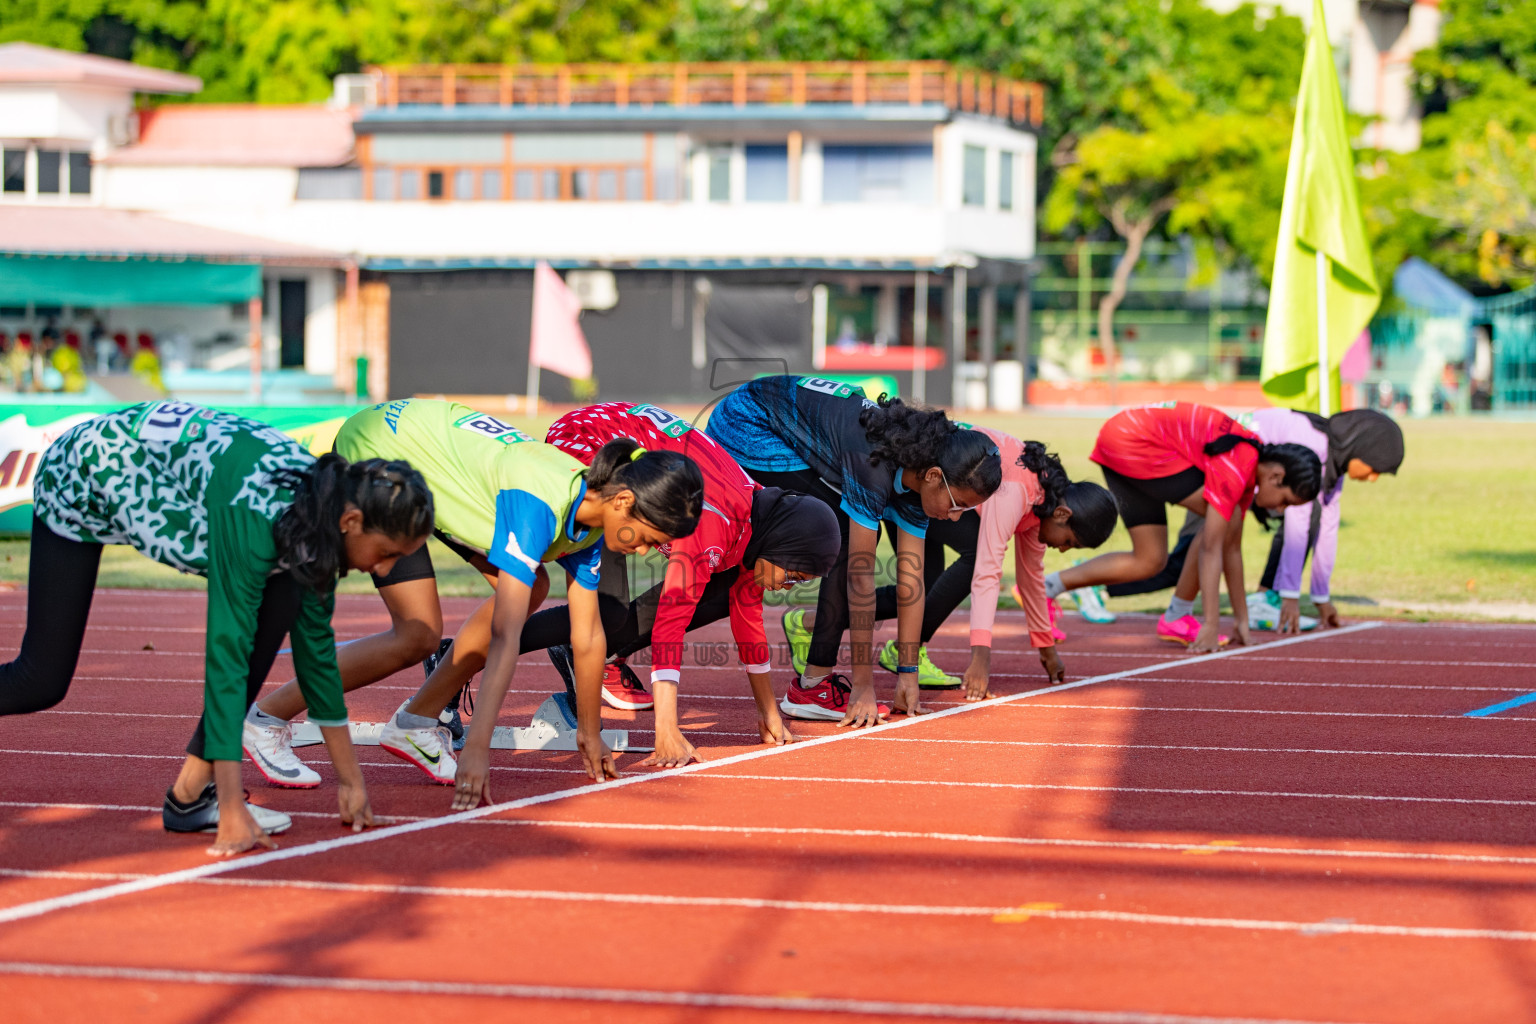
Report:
0,800,425,823
0,963,1377,1024
1079,676,1520,693
690,774,1536,808
2,872,1534,944
993,704,1530,722
7,809,1535,870
864,737,1536,759
0,621,1381,926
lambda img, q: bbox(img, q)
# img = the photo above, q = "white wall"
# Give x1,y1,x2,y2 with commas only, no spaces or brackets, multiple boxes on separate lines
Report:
167,198,1035,263
99,164,300,209
304,268,338,375
0,84,132,148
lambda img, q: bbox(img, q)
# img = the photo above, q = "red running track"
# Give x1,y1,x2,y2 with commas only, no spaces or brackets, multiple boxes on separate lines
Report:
2,590,1536,1023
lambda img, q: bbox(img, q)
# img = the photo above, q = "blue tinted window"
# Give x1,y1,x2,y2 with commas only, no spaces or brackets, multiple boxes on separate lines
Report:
822,145,932,203
745,144,788,201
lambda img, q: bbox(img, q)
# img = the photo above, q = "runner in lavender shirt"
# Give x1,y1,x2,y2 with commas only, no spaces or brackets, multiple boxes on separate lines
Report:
1244,408,1404,632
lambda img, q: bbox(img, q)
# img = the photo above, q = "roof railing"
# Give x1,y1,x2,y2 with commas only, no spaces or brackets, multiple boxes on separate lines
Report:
364,61,1044,127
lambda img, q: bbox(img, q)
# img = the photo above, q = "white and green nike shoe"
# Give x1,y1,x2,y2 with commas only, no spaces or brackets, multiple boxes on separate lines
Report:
1067,560,1117,624
781,607,813,676
380,700,456,785
1247,590,1316,632
877,640,962,690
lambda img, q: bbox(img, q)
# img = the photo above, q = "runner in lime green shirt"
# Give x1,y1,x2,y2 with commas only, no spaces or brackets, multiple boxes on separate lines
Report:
252,398,706,806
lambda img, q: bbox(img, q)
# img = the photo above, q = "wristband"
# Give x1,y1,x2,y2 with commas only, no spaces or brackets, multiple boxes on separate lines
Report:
896,665,919,674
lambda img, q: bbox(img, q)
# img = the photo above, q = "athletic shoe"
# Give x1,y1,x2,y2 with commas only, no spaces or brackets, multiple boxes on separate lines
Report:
1247,590,1316,632
781,607,812,676
379,700,457,785
1068,562,1117,624
1011,584,1068,642
162,782,292,835
601,657,653,711
425,639,468,750
1047,597,1068,643
547,644,578,698
1155,614,1228,647
242,717,321,789
877,640,962,689
779,674,892,721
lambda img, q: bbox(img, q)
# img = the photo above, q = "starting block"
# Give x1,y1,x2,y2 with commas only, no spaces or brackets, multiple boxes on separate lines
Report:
290,692,644,752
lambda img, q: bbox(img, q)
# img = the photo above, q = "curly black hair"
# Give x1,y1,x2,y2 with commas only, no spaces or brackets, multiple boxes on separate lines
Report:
858,395,1002,498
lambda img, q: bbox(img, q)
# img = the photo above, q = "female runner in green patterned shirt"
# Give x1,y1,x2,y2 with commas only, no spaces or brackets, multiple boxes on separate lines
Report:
0,402,434,856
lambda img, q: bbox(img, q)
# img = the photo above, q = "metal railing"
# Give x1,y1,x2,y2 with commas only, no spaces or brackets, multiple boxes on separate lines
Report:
366,61,1044,127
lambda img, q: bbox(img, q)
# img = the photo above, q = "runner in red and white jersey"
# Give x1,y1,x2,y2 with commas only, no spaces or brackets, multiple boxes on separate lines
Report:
1049,402,1322,653
543,401,840,767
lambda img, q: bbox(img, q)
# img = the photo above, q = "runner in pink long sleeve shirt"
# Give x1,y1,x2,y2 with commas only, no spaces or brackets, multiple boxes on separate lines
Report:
959,428,1118,701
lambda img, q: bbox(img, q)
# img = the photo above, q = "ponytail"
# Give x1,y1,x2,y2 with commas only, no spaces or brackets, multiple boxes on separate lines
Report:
1203,435,1322,503
1017,441,1117,548
859,395,1002,499
272,454,435,591
585,438,705,540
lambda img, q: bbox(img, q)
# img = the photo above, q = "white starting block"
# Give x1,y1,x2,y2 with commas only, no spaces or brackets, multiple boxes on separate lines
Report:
290,693,643,752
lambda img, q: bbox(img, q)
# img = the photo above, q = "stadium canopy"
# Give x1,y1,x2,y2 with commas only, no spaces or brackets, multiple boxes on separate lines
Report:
0,206,347,306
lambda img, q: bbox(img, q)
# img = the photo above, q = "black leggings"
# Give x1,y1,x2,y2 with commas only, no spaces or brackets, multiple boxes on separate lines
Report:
517,546,642,654
0,515,304,762
871,510,981,645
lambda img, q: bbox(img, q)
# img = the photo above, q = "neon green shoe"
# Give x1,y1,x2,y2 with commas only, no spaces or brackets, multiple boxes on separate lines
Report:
878,640,962,690
781,607,812,676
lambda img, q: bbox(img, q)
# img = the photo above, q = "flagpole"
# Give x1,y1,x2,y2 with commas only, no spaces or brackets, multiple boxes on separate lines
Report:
1316,248,1330,417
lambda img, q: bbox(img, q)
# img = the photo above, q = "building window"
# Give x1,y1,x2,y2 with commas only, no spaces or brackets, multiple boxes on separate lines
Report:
2,150,25,193
822,144,933,203
426,170,445,199
625,166,645,200
398,170,421,200
372,167,395,200
998,151,1014,211
745,144,788,201
962,144,986,207
68,152,91,195
542,169,560,199
707,147,732,202
36,150,61,194
481,169,503,200
454,169,473,198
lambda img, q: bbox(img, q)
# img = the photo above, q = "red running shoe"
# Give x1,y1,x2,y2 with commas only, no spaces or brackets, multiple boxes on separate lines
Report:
779,674,892,721
601,657,653,711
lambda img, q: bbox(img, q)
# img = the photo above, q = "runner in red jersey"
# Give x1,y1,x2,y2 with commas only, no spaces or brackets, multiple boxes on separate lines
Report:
541,402,840,767
1048,402,1321,653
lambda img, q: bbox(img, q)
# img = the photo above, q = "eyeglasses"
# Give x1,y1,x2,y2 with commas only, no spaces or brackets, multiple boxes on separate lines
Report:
941,476,981,514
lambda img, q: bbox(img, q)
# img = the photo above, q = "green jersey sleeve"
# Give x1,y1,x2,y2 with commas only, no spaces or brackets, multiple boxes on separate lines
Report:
289,587,348,728
202,501,280,762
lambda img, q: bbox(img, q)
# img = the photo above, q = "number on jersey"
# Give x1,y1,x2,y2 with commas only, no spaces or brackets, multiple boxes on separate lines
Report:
131,401,210,444
796,376,862,399
453,412,532,445
626,403,692,439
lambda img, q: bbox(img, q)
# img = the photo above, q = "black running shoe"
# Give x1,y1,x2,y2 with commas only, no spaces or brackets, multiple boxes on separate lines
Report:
424,638,468,750
547,644,577,700
162,782,292,835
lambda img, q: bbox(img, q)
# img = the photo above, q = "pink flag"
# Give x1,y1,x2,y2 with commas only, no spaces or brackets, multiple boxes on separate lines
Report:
530,260,592,379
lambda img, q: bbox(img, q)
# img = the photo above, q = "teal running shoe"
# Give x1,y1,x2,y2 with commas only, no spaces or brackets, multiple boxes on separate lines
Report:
1068,559,1117,624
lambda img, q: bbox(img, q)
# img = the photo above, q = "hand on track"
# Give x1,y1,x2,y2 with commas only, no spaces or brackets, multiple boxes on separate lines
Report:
452,746,494,811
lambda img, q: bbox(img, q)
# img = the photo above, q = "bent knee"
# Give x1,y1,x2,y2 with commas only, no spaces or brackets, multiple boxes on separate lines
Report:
392,620,444,664
0,676,72,716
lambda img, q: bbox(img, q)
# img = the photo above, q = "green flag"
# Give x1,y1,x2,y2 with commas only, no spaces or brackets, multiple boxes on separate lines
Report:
1261,0,1381,413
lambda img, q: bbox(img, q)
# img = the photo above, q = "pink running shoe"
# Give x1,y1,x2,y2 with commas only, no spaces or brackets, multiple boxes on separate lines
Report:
1156,614,1228,647
779,674,892,721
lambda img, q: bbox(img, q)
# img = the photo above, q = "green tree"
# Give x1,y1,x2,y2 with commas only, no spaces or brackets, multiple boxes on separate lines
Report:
1363,0,1536,291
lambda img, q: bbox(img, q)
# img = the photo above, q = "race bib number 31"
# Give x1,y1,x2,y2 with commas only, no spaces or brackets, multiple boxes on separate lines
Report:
797,376,862,399
132,401,210,444
626,403,691,439
453,412,532,444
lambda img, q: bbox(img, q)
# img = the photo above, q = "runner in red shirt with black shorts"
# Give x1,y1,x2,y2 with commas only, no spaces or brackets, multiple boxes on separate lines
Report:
538,401,840,767
1046,403,1321,653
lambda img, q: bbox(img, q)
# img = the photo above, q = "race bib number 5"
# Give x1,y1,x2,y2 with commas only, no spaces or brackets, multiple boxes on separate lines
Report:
797,376,862,399
453,412,532,444
132,401,210,443
626,403,692,439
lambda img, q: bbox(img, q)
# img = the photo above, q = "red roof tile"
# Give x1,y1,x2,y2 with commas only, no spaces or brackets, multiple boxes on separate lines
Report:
106,105,355,168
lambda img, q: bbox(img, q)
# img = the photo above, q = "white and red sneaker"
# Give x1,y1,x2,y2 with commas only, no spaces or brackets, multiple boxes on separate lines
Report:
1156,614,1228,647
601,658,653,711
779,674,892,721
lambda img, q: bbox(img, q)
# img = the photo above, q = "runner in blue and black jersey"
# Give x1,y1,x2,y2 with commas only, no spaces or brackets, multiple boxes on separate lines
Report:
705,375,1001,727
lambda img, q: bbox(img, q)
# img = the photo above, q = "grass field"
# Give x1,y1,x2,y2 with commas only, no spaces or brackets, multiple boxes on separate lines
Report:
4,409,1532,620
